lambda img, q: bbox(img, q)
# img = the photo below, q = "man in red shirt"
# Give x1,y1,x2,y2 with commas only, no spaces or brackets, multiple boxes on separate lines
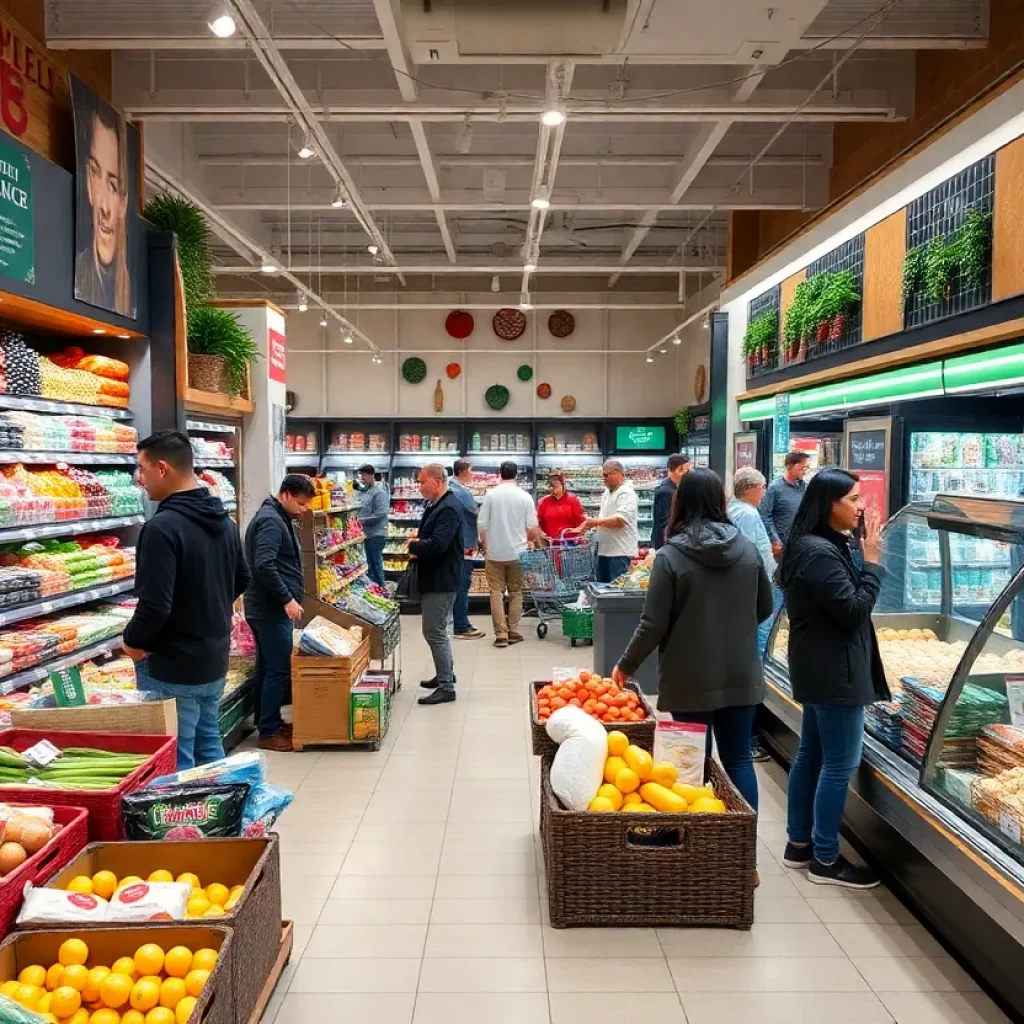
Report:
537,473,585,540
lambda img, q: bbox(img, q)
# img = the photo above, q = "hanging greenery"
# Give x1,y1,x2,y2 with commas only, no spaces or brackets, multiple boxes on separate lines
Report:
901,205,991,310
674,407,691,436
485,384,510,410
742,308,778,368
901,244,926,311
781,269,860,361
143,195,213,330
402,357,428,383
187,306,261,398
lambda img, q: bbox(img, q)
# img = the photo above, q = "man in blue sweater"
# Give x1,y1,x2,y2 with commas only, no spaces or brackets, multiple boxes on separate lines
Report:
357,464,389,587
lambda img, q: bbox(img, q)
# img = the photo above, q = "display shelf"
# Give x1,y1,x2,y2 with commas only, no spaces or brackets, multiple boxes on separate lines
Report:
0,579,134,629
0,395,133,420
313,504,360,515
389,515,422,522
0,452,137,465
186,419,235,434
316,535,366,556
0,515,144,544
285,452,319,466
0,635,123,697
466,450,532,458
320,565,368,593
194,458,235,469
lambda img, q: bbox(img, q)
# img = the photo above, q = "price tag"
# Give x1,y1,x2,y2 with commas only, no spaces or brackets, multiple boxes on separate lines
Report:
1006,677,1024,728
999,810,1022,845
23,739,62,768
40,602,53,614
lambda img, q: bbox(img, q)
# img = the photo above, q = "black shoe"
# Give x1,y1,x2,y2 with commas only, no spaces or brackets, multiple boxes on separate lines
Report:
782,842,813,869
808,854,880,889
418,688,456,705
751,743,771,763
420,674,456,690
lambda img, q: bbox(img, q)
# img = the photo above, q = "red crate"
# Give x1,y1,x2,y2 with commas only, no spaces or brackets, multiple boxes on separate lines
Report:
0,804,88,936
0,730,175,841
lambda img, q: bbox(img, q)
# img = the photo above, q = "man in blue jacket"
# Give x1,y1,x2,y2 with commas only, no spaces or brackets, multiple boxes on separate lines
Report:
356,464,389,587
244,474,316,751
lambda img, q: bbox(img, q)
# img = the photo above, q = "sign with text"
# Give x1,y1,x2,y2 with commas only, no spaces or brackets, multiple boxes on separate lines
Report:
848,430,887,471
616,424,666,451
0,134,31,283
50,665,86,707
268,328,287,383
773,393,790,455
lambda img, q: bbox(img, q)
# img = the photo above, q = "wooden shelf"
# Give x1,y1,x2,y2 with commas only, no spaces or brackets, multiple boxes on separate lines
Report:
0,290,145,340
183,387,255,416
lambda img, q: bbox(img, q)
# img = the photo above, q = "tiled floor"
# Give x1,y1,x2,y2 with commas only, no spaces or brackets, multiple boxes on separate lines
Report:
257,616,1011,1024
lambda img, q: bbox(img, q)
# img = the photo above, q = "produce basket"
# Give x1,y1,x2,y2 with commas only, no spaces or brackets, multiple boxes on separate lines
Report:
540,757,756,929
529,679,655,758
561,605,593,642
11,699,178,736
0,730,175,841
0,805,88,936
0,924,233,1024
32,838,281,1024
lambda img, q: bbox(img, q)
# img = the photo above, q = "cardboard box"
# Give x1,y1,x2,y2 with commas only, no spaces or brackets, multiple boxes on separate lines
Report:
11,699,178,736
351,673,391,743
291,638,370,748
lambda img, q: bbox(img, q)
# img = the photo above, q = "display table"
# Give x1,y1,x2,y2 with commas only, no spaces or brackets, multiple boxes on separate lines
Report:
586,584,657,695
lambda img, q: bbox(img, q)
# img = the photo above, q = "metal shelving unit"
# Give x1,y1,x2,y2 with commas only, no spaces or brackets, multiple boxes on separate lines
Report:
0,580,134,629
0,635,124,697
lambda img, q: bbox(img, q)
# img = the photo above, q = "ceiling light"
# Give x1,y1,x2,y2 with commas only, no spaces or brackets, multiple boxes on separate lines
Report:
92,328,106,335
519,295,533,311
117,334,130,340
297,139,314,160
260,258,277,274
702,314,711,329
454,116,473,155
343,332,353,345
207,4,236,37
490,275,500,293
524,262,537,273
541,106,566,127
367,244,380,255
531,197,550,210
330,188,348,209
319,314,329,327
672,334,681,345
659,347,668,355
297,292,308,313
645,354,654,363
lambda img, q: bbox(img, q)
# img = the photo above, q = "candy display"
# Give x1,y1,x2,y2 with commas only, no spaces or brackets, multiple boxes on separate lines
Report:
0,332,40,396
0,412,136,454
190,437,234,463
197,469,235,507
0,536,134,604
313,508,363,553
328,430,387,452
0,465,143,526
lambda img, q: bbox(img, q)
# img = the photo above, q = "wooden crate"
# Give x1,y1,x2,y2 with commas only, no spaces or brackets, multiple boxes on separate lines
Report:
291,637,371,748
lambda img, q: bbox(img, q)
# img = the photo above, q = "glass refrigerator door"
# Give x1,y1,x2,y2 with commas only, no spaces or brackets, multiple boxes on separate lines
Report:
909,431,1024,502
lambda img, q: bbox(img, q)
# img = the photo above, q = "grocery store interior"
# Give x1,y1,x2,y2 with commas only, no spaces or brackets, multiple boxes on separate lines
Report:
0,0,1019,1022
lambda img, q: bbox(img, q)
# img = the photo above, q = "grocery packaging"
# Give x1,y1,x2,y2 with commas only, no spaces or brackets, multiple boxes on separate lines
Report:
350,674,390,743
122,784,249,841
547,706,608,811
104,881,191,922
297,617,362,657
16,886,108,925
0,992,49,1024
654,720,709,787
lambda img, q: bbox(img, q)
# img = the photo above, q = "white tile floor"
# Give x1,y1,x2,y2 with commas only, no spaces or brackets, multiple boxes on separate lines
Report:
256,616,1012,1024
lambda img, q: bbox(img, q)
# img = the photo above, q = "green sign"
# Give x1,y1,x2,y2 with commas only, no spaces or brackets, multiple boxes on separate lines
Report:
0,138,32,285
773,393,791,454
50,666,86,707
616,424,666,451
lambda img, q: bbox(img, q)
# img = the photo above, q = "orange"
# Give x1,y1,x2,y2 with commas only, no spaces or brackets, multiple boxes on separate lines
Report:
90,870,118,900
147,869,174,884
99,971,133,1009
66,1010,90,1024
129,978,161,1013
183,971,209,999
116,875,144,893
204,883,229,907
122,1012,146,1024
133,945,165,978
0,980,19,998
596,783,623,810
19,966,46,988
614,767,640,795
50,986,82,1018
89,1009,121,1024
189,950,217,974
45,964,64,991
83,967,111,1004
603,756,626,785
66,876,94,895
202,907,224,919
13,984,41,1008
163,948,192,980
175,873,200,891
158,978,187,1010
606,730,629,757
175,996,197,1024
37,992,51,1013
58,939,89,967
60,966,90,992
145,1008,176,1024
111,957,138,980
185,897,210,919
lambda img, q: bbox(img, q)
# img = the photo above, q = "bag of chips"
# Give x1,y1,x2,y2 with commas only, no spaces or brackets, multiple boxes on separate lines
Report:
121,783,249,840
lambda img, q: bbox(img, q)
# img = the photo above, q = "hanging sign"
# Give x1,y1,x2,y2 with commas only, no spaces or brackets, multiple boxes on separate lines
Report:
268,328,287,383
773,393,790,454
0,133,31,283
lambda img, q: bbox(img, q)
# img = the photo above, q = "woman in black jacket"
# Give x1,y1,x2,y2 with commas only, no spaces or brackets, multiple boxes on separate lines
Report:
613,469,773,810
777,468,888,890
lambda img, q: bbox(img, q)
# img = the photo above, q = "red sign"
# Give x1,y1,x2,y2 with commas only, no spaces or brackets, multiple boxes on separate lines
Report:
268,329,286,383
858,470,888,521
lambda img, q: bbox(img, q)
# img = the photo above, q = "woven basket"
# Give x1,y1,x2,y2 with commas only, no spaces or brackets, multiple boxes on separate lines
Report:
541,757,756,928
529,679,655,758
188,352,228,393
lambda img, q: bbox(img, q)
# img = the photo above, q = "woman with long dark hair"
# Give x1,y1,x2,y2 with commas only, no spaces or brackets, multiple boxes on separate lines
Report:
612,468,773,810
777,468,888,889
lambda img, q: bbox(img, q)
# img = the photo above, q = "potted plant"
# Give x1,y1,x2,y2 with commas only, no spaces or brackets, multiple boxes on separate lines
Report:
187,306,261,399
826,270,860,342
742,320,759,374
758,309,778,366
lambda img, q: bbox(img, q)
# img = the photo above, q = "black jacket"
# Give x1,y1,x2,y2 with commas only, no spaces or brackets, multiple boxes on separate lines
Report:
243,497,304,620
123,488,249,685
408,489,463,594
652,477,676,551
619,522,773,713
779,531,890,707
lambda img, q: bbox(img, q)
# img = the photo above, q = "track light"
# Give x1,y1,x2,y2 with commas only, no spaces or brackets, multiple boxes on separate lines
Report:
519,294,533,311
343,332,353,345
319,314,328,327
330,188,347,209
297,138,314,160
367,244,380,255
659,347,668,355
207,4,236,37
297,292,308,313
531,197,550,210
260,258,277,274
672,334,681,345
702,314,711,329
541,106,566,127
454,116,473,155
645,354,654,363
491,275,500,293
524,262,537,273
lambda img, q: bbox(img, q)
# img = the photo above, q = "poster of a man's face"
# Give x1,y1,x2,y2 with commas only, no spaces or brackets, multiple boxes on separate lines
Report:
70,74,138,320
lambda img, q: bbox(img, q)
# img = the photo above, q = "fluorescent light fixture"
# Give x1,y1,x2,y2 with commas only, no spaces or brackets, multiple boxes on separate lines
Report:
541,106,566,127
367,244,380,255
330,188,347,209
524,262,537,273
207,5,236,37
531,197,550,210
297,139,314,160
343,332,353,345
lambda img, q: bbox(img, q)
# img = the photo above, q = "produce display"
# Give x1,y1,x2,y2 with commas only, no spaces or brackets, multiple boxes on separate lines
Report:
609,557,652,591
0,936,216,1023
0,805,56,875
533,671,649,724
0,537,134,606
330,579,397,625
0,744,148,790
0,414,136,454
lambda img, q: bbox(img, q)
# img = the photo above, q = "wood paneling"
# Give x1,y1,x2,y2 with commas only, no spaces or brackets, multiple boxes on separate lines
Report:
993,137,1024,302
0,288,144,338
779,268,806,338
862,209,907,342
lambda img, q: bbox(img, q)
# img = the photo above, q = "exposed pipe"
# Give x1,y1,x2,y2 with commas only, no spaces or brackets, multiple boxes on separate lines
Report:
212,263,724,275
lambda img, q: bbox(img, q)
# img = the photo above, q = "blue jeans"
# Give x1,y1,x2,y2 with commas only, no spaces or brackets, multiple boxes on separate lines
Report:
597,555,632,584
247,616,294,738
453,560,474,633
364,535,386,588
787,703,865,864
757,584,785,658
421,591,456,690
671,706,759,811
135,658,225,771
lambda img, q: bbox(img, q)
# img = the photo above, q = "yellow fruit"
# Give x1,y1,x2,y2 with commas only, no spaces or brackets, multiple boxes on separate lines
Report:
66,1010,90,1024
224,893,240,911
596,783,623,810
632,803,657,812
229,885,243,897
134,945,165,978
50,986,82,1018
189,951,217,974
602,755,626,785
159,978,187,1010
202,906,225,919
1,980,20,997
90,871,118,900
122,1011,146,1024
13,984,41,1008
689,796,727,814
116,875,144,893
146,1009,176,1024
130,978,161,1013
37,992,51,1013
639,782,688,814
672,783,714,803
606,730,629,757
147,869,174,884
623,745,653,782
587,796,616,812
66,876,93,896
40,1016,57,1024
58,939,89,967
111,958,138,980
162,949,192,981
614,767,640,794
175,873,200,891
99,971,133,1009
60,966,89,993
185,897,210,919
83,968,111,1004
175,996,197,1024
90,1009,121,1024
19,966,46,989
183,972,209,999
45,964,64,992
205,883,229,907
649,761,679,787
622,792,642,806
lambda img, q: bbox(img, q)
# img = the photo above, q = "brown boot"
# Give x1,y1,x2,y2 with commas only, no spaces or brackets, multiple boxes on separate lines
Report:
258,731,294,752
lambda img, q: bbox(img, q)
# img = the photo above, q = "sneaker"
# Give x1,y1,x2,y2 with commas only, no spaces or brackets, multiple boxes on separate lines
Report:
421,675,456,689
507,632,525,645
455,628,485,640
493,638,508,648
258,732,294,752
418,688,456,706
808,854,881,889
751,743,771,763
782,842,813,869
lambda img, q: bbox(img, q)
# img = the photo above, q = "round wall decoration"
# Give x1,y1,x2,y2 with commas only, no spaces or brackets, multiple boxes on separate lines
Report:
445,310,474,339
402,357,427,383
560,395,577,413
517,364,533,382
446,362,462,379
485,384,510,410
693,363,707,403
548,310,575,338
493,307,527,340
536,382,552,400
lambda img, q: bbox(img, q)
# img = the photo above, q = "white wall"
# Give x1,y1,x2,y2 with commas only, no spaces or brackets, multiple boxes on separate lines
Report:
283,293,710,420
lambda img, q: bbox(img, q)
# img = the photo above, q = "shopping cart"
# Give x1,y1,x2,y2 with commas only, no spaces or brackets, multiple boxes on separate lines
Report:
520,535,596,642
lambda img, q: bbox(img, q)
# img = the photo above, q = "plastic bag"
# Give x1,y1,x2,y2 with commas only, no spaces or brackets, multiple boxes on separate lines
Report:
122,782,249,840
547,705,608,811
653,720,707,786
242,783,294,837
105,881,191,921
76,354,130,381
0,994,49,1024
17,885,108,925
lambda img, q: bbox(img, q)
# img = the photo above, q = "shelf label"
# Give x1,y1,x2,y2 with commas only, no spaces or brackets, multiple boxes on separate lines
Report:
1006,678,1024,728
23,739,62,767
51,665,86,707
999,809,1022,845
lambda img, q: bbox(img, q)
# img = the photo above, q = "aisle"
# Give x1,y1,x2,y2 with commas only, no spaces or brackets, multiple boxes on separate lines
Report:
258,618,1010,1024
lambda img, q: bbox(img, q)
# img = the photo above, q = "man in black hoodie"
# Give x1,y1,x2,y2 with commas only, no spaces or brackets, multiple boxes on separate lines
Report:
244,474,316,751
122,430,249,770
652,454,690,551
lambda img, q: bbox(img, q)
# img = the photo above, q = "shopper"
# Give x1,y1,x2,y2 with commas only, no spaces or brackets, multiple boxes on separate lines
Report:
478,461,541,648
760,450,809,558
777,468,888,889
571,460,639,583
409,463,464,705
652,454,691,550
612,468,772,812
122,430,249,770
356,464,388,587
536,472,585,540
243,474,316,752
450,459,485,640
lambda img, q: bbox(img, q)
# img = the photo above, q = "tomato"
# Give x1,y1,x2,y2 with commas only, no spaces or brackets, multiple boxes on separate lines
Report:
549,697,566,709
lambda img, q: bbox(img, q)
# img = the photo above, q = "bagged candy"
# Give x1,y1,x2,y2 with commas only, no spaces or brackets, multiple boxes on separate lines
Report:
17,884,108,925
122,783,249,840
242,782,293,837
105,880,191,922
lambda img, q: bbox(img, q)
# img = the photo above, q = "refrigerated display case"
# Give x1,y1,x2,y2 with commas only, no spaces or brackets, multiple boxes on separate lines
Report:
770,432,841,481
762,495,1024,1014
679,409,710,468
908,430,1024,503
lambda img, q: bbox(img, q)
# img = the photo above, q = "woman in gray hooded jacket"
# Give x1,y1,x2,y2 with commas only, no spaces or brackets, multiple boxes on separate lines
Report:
613,468,773,810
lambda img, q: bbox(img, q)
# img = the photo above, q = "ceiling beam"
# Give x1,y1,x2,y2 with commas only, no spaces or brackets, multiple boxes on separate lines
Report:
196,154,829,169
212,263,724,276
48,36,386,50
218,298,688,311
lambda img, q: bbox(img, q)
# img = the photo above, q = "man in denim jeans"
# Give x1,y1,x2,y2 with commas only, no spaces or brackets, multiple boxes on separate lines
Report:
122,430,249,770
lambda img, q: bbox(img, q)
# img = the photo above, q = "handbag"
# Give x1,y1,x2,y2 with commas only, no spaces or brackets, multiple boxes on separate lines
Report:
395,559,420,602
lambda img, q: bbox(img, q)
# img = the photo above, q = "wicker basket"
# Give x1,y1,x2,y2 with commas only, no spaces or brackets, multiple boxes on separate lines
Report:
541,757,756,929
188,352,228,393
529,679,655,758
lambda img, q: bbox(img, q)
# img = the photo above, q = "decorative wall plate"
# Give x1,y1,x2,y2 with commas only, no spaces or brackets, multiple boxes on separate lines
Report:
446,362,462,379
445,310,474,339
517,364,533,381
493,307,527,340
694,363,707,403
548,310,575,338
536,382,552,399
402,357,427,383
560,395,577,413
485,384,510,410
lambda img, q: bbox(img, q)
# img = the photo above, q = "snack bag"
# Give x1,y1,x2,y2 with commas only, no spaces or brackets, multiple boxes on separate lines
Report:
122,782,250,840
105,880,190,921
16,885,108,925
653,720,708,786
242,783,294,837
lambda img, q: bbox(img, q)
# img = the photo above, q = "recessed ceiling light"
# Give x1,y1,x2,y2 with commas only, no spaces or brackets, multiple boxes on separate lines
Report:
118,333,130,340
92,328,106,335
531,197,550,210
297,139,314,160
542,106,566,127
207,5,236,37
524,262,537,273
367,244,380,255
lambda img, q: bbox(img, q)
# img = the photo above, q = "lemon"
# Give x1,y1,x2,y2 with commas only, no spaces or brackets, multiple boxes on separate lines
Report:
596,783,623,810
189,950,217,974
622,792,642,806
66,876,93,896
145,1009,176,1024
82,967,111,1004
49,986,82,1018
175,996,197,1024
148,869,174,884
45,964,64,991
90,870,118,900
116,875,144,893
587,795,616,812
205,883,229,907
60,966,89,993
122,1012,146,1024
614,767,641,794
13,984,41,1008
650,761,679,787
58,940,88,969
175,873,200,890
606,730,629,757
90,1009,121,1024
202,906,225,919
19,966,46,989
603,755,627,785
689,796,726,814
1,980,20,998
186,897,211,919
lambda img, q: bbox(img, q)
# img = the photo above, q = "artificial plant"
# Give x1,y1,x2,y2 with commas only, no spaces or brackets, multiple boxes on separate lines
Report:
742,308,778,371
674,407,691,437
187,306,261,398
143,195,213,329
901,205,991,311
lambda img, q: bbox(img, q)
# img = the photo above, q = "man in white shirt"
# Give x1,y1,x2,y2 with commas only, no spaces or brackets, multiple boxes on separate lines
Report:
572,459,639,583
478,461,542,648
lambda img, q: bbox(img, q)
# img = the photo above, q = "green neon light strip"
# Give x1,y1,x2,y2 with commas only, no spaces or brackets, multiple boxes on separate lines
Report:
944,341,1024,392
